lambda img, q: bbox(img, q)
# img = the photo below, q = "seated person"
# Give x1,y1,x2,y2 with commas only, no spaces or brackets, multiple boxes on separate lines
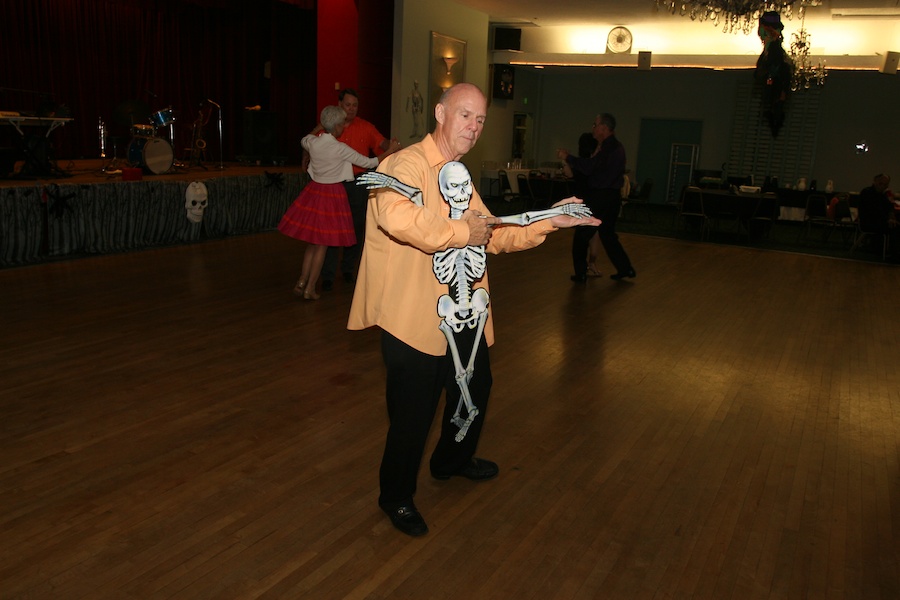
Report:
857,173,899,260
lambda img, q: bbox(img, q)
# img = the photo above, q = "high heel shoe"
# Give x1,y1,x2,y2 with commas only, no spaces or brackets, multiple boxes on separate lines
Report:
292,279,307,297
303,288,320,301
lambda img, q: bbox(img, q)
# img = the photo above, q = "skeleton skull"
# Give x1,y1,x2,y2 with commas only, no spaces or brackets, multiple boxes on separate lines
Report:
438,161,472,214
185,181,208,223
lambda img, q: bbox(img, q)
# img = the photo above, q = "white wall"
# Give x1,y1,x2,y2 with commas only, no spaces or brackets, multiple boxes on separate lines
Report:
529,66,900,193
392,0,490,180
516,18,900,66
394,1,900,194
533,67,739,174
814,70,900,191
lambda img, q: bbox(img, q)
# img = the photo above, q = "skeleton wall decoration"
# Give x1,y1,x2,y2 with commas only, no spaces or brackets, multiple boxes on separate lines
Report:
359,162,593,441
185,181,209,223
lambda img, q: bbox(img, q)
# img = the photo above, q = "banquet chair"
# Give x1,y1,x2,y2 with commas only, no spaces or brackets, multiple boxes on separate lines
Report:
496,169,515,202
495,169,527,212
671,183,686,226
748,192,779,239
798,193,832,242
527,175,553,209
624,178,653,223
551,177,572,204
827,194,855,244
850,218,890,261
708,191,742,237
480,161,501,200
516,173,537,210
679,186,709,240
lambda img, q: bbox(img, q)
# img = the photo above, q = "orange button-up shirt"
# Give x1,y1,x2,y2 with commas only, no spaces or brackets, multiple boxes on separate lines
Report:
347,134,557,356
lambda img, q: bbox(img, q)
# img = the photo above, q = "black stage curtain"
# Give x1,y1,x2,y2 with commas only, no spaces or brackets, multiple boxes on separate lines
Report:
0,0,316,163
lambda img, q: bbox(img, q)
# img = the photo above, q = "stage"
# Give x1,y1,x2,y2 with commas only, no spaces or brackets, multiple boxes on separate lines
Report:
0,159,306,267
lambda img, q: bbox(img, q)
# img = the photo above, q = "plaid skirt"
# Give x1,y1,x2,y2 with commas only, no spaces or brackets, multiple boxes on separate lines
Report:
277,181,356,246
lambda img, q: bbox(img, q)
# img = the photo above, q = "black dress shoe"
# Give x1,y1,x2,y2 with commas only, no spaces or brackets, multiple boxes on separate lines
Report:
610,268,636,281
380,502,428,537
432,457,499,481
321,280,334,291
570,274,587,284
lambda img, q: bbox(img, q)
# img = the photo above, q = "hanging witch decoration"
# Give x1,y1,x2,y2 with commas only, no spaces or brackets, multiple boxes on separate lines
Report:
358,161,594,441
755,11,794,137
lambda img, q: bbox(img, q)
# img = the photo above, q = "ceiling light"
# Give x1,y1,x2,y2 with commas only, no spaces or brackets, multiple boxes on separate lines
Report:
654,0,820,34
789,10,826,90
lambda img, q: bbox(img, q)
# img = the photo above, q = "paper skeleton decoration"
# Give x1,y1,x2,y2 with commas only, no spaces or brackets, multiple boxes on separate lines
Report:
359,162,593,441
185,181,209,223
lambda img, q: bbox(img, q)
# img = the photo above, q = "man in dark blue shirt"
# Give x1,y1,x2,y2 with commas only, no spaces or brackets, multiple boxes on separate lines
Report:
558,113,636,281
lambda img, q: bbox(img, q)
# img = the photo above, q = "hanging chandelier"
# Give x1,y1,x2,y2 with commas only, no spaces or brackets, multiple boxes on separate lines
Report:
654,1,807,35
789,11,827,89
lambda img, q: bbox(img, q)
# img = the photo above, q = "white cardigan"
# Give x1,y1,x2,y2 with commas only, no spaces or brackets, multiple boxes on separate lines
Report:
302,133,378,184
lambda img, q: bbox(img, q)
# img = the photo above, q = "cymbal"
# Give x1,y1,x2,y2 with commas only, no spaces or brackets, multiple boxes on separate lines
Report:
113,99,151,128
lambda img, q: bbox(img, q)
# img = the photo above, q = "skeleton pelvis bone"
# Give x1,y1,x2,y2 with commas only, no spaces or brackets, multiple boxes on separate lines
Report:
438,287,489,333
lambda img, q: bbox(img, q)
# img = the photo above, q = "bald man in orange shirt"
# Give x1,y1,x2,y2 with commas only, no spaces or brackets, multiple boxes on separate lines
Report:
348,83,600,537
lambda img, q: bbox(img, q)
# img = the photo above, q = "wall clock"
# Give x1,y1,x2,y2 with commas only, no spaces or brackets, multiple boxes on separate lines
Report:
607,26,633,54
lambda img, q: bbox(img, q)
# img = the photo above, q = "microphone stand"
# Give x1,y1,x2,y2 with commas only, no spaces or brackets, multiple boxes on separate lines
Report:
207,99,225,170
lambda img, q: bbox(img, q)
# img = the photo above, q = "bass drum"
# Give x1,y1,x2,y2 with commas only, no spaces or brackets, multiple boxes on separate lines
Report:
127,137,173,175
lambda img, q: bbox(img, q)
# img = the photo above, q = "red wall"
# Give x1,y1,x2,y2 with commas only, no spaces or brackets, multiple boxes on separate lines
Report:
316,0,360,118
315,0,393,136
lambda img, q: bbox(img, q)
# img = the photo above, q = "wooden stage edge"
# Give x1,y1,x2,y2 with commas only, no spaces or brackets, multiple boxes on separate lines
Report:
0,158,300,189
0,159,306,269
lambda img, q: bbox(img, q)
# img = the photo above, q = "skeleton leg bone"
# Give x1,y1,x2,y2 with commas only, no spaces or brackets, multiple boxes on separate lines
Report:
439,318,482,443
463,289,490,379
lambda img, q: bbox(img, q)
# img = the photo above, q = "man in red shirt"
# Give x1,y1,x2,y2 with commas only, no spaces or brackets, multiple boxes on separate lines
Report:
320,89,399,290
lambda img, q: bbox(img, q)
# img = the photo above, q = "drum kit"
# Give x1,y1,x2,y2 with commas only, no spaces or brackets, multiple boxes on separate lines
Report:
101,100,219,176
126,106,176,175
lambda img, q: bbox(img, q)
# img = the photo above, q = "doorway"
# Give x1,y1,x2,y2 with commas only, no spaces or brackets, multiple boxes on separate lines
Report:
635,119,702,204
512,112,533,161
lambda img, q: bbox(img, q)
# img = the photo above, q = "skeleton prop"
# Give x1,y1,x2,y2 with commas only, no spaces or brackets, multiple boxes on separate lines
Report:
185,181,209,223
358,163,594,441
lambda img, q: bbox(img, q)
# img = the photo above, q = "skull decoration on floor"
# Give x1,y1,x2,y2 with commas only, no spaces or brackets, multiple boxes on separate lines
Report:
185,181,209,223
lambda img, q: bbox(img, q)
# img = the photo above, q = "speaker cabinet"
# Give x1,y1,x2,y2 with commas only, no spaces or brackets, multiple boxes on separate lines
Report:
881,51,899,74
493,27,521,51
637,51,652,71
241,111,277,161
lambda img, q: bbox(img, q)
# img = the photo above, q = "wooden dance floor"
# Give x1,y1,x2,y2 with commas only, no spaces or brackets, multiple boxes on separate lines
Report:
1,230,898,599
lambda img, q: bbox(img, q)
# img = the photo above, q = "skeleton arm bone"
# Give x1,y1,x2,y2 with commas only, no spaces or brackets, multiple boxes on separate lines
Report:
356,172,423,206
492,201,595,226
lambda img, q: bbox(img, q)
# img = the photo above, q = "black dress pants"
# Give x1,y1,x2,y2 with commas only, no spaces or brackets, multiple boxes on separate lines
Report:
378,328,492,506
572,188,633,276
322,178,368,281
